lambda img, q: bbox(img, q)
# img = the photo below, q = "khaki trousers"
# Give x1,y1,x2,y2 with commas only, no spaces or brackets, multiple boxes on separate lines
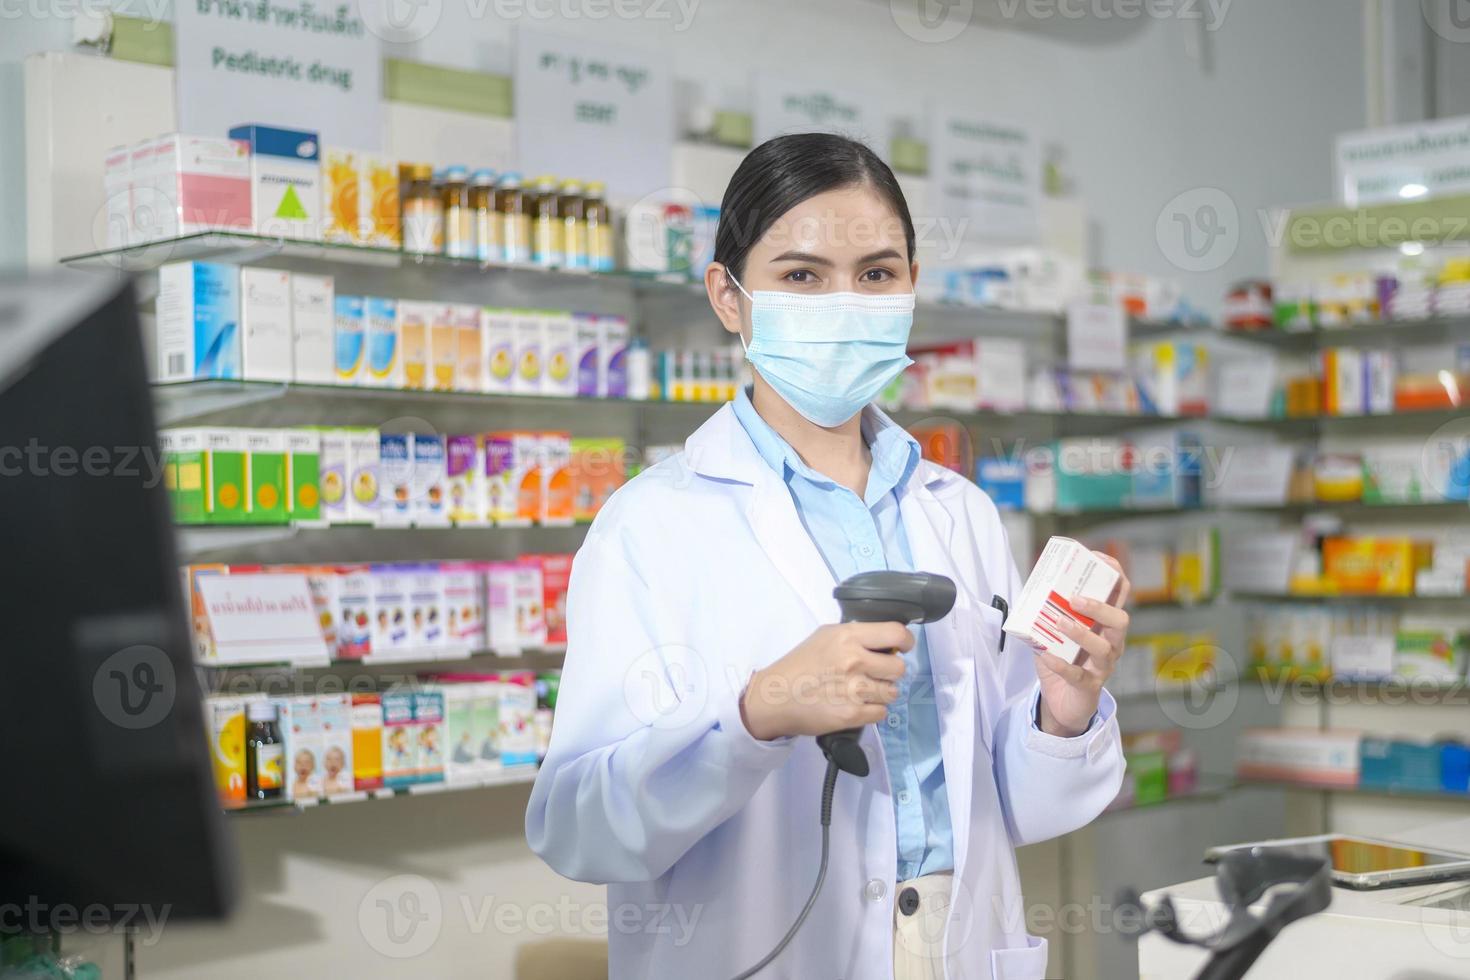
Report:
892,871,953,980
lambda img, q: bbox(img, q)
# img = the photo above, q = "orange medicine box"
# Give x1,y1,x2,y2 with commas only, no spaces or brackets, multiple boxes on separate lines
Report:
1322,537,1423,596
351,692,384,791
540,432,574,525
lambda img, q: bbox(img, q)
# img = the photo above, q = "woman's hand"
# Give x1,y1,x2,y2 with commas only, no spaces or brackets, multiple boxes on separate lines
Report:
1034,553,1131,738
741,622,912,741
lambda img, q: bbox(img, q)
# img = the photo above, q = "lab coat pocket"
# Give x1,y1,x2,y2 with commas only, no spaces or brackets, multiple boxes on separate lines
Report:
988,934,1049,980
964,603,1008,755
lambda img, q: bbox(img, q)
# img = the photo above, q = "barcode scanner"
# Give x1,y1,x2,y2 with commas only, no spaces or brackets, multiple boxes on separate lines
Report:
730,570,956,980
817,571,958,777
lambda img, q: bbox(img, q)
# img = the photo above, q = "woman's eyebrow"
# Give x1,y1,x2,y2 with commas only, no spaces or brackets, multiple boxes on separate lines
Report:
768,250,834,266
857,248,905,263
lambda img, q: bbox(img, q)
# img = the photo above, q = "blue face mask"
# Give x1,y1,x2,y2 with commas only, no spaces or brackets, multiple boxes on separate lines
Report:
729,274,915,427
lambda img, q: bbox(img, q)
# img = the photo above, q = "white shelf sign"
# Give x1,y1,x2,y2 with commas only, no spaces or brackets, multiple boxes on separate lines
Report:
928,108,1040,243
1334,114,1470,206
514,28,674,201
1066,302,1127,372
197,573,330,666
753,74,883,153
172,0,382,148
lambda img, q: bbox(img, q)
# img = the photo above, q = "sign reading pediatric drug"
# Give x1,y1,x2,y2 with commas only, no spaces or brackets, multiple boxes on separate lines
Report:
754,74,884,155
1334,114,1470,206
172,0,382,150
196,573,330,666
514,29,673,201
929,108,1040,242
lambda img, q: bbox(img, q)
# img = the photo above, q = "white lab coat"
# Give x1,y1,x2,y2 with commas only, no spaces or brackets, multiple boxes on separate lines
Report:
526,404,1125,980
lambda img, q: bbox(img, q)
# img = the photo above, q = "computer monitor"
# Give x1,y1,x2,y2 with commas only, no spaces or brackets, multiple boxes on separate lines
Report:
0,271,236,922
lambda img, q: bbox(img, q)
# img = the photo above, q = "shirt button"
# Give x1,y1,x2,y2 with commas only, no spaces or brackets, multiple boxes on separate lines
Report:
864,879,887,902
858,544,875,557
888,714,901,729
897,789,912,805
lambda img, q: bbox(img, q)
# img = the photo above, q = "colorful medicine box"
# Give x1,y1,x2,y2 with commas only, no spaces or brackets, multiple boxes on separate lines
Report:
446,435,485,526
156,261,241,382
1003,536,1121,664
365,297,402,389
380,690,417,787
284,430,322,522
228,124,322,241
334,295,366,385
351,693,384,791
148,134,253,240
244,429,288,524
482,308,516,394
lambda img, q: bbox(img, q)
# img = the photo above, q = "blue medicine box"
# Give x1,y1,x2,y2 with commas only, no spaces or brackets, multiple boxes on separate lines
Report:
977,458,1025,511
1359,738,1442,793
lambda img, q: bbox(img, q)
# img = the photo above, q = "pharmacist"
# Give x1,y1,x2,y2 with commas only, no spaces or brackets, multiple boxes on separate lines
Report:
527,133,1129,980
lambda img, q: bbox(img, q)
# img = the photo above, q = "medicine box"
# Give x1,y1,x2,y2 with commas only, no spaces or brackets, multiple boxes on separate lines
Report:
362,154,401,247
284,429,322,523
208,696,247,808
569,437,626,522
161,429,205,524
278,696,323,803
334,295,365,385
441,684,480,782
243,429,288,524
344,428,381,524
486,560,547,653
498,673,540,767
1235,728,1360,788
976,458,1026,511
513,310,543,395
378,433,414,528
239,267,294,382
350,693,383,791
453,304,484,393
484,431,539,526
228,124,322,241
317,694,355,798
371,565,411,659
336,564,373,659
540,432,574,525
380,690,417,787
542,311,576,397
365,297,402,388
1129,430,1204,509
1360,737,1442,794
574,313,600,397
406,564,446,651
202,429,249,523
322,147,362,244
599,315,630,398
397,300,430,391
413,690,446,784
1002,536,1121,664
441,561,486,652
472,681,502,771
429,304,458,392
150,134,253,240
529,553,573,648
156,261,241,381
482,309,516,394
412,434,450,527
1131,342,1208,417
291,273,335,385
445,435,485,526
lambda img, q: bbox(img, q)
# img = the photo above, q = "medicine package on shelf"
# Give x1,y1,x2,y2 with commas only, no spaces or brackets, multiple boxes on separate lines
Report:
1003,536,1120,664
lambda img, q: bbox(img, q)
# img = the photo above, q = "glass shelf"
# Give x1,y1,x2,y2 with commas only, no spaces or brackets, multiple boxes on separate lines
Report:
1238,777,1470,804
1216,315,1470,351
226,765,540,816
1233,591,1470,605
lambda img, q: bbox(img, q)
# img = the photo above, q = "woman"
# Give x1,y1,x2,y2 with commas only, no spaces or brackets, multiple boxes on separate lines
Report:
527,133,1129,980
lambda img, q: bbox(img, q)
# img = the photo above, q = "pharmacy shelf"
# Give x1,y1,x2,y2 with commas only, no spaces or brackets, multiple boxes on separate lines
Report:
1215,315,1470,351
226,765,540,816
1233,592,1470,606
196,646,565,672
149,378,1184,432
174,523,589,561
1099,776,1239,818
1237,777,1470,805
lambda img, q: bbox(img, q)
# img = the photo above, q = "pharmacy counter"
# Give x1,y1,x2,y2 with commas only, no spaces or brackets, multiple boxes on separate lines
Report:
1137,871,1470,978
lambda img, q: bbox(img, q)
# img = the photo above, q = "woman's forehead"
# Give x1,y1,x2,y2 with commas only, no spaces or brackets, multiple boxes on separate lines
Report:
754,186,907,257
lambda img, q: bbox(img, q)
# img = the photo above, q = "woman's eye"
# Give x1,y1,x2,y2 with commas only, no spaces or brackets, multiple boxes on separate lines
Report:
861,268,894,282
785,270,815,284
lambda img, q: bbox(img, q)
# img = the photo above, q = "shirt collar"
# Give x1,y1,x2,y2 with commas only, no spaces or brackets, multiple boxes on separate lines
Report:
731,386,921,506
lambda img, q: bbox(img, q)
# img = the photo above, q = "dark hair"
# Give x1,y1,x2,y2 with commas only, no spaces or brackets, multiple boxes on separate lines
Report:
713,133,917,280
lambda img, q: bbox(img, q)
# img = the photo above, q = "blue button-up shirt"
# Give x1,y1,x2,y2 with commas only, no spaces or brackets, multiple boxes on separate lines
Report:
732,387,952,880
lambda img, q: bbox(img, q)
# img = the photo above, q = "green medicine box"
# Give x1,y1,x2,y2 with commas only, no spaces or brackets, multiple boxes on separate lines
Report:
244,430,288,525
167,428,250,524
160,428,206,524
285,429,322,523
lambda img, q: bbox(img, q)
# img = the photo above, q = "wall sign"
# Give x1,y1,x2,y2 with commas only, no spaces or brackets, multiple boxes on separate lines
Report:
1334,114,1470,206
753,74,884,155
173,0,383,149
514,28,674,201
928,107,1041,243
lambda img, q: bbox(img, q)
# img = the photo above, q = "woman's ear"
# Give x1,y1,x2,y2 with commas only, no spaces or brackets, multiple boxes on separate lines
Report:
909,260,920,290
705,262,746,341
